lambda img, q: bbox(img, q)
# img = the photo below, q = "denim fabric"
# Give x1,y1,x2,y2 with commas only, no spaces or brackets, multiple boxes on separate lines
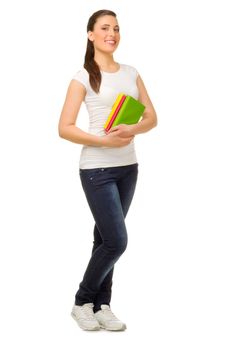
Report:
75,163,138,312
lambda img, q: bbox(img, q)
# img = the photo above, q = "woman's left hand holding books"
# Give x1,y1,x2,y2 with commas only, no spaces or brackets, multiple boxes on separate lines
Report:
106,124,135,138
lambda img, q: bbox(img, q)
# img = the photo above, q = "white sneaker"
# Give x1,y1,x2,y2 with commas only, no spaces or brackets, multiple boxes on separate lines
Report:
94,305,126,331
71,303,100,331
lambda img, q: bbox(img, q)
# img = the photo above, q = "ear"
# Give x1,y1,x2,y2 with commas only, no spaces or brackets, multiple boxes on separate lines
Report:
88,31,94,42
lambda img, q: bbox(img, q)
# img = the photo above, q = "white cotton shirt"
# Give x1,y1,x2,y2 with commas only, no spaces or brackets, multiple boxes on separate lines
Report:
72,63,140,169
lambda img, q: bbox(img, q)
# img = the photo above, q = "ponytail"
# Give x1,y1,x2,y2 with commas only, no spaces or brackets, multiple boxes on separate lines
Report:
84,39,101,93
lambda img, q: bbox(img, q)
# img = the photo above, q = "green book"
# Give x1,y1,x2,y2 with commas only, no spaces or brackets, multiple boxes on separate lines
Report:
111,95,145,128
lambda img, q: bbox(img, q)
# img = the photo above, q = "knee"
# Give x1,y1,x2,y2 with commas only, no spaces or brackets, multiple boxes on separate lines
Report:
116,238,128,255
105,236,128,256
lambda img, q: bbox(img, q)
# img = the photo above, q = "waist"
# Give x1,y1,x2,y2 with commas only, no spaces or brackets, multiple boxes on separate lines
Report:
79,142,137,169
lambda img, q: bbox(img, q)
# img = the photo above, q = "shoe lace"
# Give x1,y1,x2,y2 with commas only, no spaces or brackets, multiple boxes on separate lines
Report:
102,308,119,321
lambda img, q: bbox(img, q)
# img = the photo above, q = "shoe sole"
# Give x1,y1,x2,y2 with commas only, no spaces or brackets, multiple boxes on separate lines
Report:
71,312,100,331
99,324,127,331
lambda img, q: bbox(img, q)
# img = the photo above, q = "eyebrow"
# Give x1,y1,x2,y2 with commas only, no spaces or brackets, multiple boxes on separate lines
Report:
101,24,119,27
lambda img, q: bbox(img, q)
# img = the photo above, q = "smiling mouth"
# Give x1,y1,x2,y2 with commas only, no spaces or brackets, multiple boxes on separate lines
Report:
105,40,116,44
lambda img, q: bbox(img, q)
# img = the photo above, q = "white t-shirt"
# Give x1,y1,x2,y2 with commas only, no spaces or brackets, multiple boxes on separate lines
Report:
72,63,139,169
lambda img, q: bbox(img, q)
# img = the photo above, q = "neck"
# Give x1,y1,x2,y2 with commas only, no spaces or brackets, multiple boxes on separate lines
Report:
94,51,117,71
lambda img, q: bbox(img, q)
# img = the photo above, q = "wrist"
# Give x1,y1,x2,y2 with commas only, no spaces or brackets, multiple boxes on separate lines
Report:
96,135,107,147
129,124,138,135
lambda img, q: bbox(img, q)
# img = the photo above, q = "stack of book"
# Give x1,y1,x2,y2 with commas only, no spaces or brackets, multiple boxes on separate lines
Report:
104,94,145,132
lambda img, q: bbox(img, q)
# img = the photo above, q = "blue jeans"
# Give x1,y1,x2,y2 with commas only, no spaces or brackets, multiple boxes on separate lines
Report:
75,163,138,312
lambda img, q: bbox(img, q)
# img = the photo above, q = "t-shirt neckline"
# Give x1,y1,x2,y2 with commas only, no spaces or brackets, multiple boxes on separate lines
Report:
101,63,121,74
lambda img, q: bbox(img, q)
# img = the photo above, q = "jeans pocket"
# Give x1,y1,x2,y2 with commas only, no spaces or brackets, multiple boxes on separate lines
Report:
80,168,107,184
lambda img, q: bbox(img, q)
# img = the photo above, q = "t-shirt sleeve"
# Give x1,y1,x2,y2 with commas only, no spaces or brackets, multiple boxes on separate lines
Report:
72,69,89,90
126,64,139,80
133,66,139,79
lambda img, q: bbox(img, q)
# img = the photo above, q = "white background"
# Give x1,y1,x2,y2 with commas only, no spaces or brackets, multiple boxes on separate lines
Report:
0,0,226,349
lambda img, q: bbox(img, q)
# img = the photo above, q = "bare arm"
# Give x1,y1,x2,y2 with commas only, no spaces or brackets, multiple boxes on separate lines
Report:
58,80,134,147
132,74,158,134
58,80,103,146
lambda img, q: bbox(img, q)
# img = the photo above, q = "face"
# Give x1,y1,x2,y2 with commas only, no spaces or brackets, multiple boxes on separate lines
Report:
88,15,120,53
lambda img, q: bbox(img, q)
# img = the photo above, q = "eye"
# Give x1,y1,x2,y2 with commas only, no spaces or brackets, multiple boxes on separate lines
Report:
114,28,120,32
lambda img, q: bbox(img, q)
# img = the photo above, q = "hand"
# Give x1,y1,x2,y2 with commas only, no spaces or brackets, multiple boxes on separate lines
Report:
102,131,134,148
106,124,135,138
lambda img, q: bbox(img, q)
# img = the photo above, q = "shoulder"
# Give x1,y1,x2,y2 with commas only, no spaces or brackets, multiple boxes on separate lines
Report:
72,67,89,79
72,68,89,89
119,63,139,78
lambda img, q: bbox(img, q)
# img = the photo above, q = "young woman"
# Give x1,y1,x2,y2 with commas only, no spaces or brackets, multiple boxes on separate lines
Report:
58,9,157,331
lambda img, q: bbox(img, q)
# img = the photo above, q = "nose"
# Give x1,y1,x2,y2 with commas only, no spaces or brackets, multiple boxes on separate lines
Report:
109,27,116,36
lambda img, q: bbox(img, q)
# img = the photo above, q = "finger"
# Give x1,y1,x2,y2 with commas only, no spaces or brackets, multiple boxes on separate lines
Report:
109,126,120,133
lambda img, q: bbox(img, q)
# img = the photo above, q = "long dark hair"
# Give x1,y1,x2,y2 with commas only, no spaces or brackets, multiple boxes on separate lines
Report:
84,9,117,93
